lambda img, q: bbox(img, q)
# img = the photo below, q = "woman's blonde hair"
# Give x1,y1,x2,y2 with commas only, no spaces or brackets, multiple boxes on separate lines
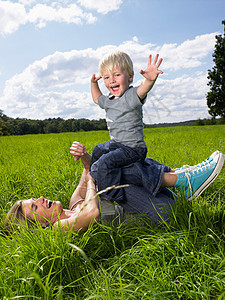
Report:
99,50,134,80
4,200,37,235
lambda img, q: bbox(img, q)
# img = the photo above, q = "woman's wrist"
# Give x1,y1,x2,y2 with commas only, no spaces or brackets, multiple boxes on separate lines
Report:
87,179,96,190
87,178,95,184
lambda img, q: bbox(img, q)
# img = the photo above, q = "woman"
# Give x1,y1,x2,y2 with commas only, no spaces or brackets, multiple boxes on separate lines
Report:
4,142,224,234
4,146,99,234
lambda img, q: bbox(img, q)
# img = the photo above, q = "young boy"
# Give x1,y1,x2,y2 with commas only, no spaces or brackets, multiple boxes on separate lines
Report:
90,50,163,201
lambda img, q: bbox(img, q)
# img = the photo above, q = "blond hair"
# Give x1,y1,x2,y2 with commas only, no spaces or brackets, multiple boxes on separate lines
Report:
99,50,134,80
4,200,37,235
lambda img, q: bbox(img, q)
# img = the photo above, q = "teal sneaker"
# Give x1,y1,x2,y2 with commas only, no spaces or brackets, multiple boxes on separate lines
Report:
175,151,225,200
175,151,220,173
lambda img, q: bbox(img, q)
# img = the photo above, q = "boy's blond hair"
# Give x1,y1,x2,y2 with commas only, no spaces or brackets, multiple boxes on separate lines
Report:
99,50,134,81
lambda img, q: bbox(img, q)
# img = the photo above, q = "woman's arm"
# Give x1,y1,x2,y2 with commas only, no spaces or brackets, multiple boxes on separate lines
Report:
69,141,93,209
54,141,98,231
54,164,99,231
68,167,92,208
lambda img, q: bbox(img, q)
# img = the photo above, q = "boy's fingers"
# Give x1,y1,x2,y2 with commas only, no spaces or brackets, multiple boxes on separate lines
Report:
156,58,163,68
148,54,152,65
153,54,159,65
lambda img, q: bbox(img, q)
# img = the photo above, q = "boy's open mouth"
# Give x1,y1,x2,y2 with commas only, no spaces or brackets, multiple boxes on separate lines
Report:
111,86,120,92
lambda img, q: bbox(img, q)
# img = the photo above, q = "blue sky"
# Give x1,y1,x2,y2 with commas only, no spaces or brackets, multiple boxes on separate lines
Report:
0,0,224,124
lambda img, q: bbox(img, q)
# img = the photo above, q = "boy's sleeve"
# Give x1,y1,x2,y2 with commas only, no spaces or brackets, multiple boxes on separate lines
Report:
98,95,107,109
126,86,146,108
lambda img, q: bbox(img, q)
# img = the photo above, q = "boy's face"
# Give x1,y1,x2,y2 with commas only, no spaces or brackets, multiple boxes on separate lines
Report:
102,66,134,98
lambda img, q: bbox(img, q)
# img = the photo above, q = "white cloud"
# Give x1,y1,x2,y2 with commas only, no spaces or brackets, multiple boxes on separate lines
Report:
1,88,103,120
2,48,99,94
143,73,210,124
18,0,36,6
92,33,217,73
0,1,27,35
78,0,123,14
27,3,97,28
160,33,218,71
1,34,216,122
0,0,123,35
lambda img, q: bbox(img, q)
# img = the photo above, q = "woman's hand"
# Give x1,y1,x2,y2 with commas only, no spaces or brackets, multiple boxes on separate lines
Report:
70,141,86,161
70,141,92,169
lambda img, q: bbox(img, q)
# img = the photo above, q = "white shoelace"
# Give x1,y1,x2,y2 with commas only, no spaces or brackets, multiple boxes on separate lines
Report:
177,158,212,171
176,163,211,195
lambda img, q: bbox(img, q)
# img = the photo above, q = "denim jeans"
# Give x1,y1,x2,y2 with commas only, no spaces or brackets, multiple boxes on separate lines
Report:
90,140,172,202
100,186,176,225
90,141,176,224
120,187,176,224
90,141,147,201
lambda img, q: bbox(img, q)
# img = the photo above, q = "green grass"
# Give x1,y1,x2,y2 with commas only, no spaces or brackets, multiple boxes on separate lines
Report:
0,125,225,299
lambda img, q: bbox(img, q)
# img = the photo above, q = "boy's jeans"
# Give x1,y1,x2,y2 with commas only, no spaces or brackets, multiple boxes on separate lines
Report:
90,140,146,201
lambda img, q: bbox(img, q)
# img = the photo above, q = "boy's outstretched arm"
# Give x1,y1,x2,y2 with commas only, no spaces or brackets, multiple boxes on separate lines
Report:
91,74,102,104
137,54,163,100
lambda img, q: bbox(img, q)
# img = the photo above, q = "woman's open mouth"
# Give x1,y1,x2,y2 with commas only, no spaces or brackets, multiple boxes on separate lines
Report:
47,200,54,208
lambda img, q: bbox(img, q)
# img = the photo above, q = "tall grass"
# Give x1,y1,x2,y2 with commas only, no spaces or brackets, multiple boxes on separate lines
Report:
0,125,224,299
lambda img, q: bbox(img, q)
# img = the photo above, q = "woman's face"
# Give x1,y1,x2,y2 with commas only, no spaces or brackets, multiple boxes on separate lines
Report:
22,196,63,226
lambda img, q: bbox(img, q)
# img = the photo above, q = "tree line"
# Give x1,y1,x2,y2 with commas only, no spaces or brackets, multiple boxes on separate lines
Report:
1,109,224,136
0,111,107,136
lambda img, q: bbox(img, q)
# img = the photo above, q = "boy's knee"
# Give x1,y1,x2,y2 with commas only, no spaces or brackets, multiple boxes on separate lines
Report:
99,154,119,169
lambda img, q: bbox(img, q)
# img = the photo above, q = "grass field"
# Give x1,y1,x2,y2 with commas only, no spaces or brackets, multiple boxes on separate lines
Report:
0,125,225,299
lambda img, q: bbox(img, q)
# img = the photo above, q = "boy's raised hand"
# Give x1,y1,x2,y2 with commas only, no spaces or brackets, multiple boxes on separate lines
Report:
91,74,102,83
139,54,163,81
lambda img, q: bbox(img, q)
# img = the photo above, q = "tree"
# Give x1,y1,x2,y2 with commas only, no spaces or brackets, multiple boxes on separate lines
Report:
0,119,9,135
0,110,9,135
206,20,225,118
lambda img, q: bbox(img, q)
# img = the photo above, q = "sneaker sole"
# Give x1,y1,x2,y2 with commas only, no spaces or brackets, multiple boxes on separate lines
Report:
188,152,225,201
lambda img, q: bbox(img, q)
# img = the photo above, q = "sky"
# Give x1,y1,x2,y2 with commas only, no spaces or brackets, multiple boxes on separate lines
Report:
0,0,224,124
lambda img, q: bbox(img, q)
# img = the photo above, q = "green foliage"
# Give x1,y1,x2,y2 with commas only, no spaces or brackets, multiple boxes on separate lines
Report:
207,20,225,118
0,127,225,299
194,118,217,126
0,112,107,136
218,117,225,124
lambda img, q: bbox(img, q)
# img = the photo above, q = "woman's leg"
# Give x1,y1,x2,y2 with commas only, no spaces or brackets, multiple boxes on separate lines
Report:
119,185,176,224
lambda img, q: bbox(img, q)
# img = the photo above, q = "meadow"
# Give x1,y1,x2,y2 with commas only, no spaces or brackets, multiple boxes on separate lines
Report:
0,125,225,299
